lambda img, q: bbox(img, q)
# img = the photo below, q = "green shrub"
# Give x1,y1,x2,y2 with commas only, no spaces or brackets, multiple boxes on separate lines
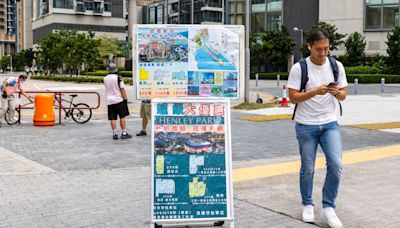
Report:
345,66,382,74
336,55,350,66
86,70,108,76
31,75,133,85
119,71,133,77
364,53,386,66
83,70,132,77
347,74,400,83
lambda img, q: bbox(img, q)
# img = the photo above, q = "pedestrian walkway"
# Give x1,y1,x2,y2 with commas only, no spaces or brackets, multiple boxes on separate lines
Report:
1,77,400,227
240,94,400,133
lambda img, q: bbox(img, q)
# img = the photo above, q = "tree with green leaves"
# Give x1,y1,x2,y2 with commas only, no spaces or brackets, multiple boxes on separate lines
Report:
345,32,366,66
37,32,66,74
386,26,400,74
0,56,10,71
97,35,121,63
16,48,35,69
260,26,295,71
301,22,346,57
250,34,265,72
37,30,100,75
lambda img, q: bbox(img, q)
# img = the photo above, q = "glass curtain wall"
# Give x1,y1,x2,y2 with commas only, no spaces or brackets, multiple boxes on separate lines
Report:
228,0,282,34
53,0,73,9
180,0,192,23
227,0,246,25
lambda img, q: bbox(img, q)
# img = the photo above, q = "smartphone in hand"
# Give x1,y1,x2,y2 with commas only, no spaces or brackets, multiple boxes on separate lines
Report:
327,82,337,87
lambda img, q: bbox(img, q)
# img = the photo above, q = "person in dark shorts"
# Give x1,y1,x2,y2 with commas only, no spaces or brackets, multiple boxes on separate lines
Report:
104,63,132,139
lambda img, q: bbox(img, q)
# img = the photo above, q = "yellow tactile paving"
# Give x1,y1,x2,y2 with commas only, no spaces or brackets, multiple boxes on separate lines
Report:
240,114,292,122
233,144,400,183
349,122,400,130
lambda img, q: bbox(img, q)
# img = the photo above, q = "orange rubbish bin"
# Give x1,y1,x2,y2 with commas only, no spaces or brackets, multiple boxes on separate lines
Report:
33,93,55,126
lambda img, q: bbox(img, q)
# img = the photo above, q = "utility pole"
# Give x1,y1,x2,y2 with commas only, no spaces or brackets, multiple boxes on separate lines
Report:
10,55,13,73
15,0,21,53
244,0,250,103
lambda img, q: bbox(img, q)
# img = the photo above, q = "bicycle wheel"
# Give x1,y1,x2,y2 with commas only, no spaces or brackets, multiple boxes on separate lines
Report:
5,108,21,125
71,103,92,124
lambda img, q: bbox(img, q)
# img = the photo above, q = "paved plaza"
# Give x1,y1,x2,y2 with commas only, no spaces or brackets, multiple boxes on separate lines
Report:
1,74,400,227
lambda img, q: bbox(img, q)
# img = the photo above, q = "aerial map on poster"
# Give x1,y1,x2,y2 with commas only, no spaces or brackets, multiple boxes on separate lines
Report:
135,25,242,99
151,100,233,221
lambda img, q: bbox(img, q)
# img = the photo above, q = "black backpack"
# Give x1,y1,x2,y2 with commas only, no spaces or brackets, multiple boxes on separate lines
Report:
292,56,342,120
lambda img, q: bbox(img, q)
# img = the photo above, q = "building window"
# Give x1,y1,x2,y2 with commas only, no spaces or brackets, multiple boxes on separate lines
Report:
266,11,281,30
104,0,111,12
251,13,265,33
267,0,282,12
365,0,400,30
149,7,156,23
53,0,73,9
236,1,245,13
85,0,93,10
157,5,163,24
252,0,266,12
229,0,282,31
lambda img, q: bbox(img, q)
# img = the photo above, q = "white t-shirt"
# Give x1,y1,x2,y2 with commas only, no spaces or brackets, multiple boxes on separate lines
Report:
287,57,348,125
104,74,126,105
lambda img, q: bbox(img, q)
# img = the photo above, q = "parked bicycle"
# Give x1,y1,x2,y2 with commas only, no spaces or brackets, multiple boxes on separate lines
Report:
5,94,92,125
54,94,92,124
5,99,33,125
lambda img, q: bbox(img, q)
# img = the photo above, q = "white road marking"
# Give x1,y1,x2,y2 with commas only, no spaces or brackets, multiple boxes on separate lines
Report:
32,83,41,90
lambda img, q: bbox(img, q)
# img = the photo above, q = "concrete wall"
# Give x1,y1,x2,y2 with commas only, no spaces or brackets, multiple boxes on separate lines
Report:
32,14,127,43
319,0,388,55
23,0,33,49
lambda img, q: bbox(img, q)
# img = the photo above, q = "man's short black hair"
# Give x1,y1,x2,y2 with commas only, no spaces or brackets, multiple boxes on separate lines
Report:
19,75,28,80
307,27,330,45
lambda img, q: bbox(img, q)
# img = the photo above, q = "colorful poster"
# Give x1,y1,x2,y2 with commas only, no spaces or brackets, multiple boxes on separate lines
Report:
135,25,242,99
151,100,233,222
188,27,240,71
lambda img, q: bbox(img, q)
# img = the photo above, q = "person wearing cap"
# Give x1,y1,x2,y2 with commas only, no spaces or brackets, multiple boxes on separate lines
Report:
0,75,33,127
104,63,132,139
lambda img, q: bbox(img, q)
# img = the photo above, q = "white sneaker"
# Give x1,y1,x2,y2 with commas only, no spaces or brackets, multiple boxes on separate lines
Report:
302,205,315,223
322,207,343,228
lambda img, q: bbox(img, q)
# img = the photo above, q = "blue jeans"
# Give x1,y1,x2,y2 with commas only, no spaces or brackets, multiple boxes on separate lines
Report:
295,121,342,208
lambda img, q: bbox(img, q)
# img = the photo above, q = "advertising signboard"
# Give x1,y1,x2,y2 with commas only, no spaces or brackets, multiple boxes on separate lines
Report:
151,99,234,226
134,25,244,99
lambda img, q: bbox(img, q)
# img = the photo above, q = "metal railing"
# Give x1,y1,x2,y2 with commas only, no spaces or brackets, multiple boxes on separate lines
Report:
15,91,100,124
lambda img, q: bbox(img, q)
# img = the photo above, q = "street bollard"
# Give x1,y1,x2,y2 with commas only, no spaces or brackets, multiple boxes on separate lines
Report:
354,78,358,94
277,74,280,87
256,73,259,87
381,78,385,93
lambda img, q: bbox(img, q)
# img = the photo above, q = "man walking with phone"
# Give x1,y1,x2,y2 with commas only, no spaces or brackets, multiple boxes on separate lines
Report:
288,28,347,228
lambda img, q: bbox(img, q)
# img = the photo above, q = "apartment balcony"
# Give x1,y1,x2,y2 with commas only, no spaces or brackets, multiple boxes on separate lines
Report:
93,7,103,15
76,3,85,13
169,10,179,17
200,6,223,12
